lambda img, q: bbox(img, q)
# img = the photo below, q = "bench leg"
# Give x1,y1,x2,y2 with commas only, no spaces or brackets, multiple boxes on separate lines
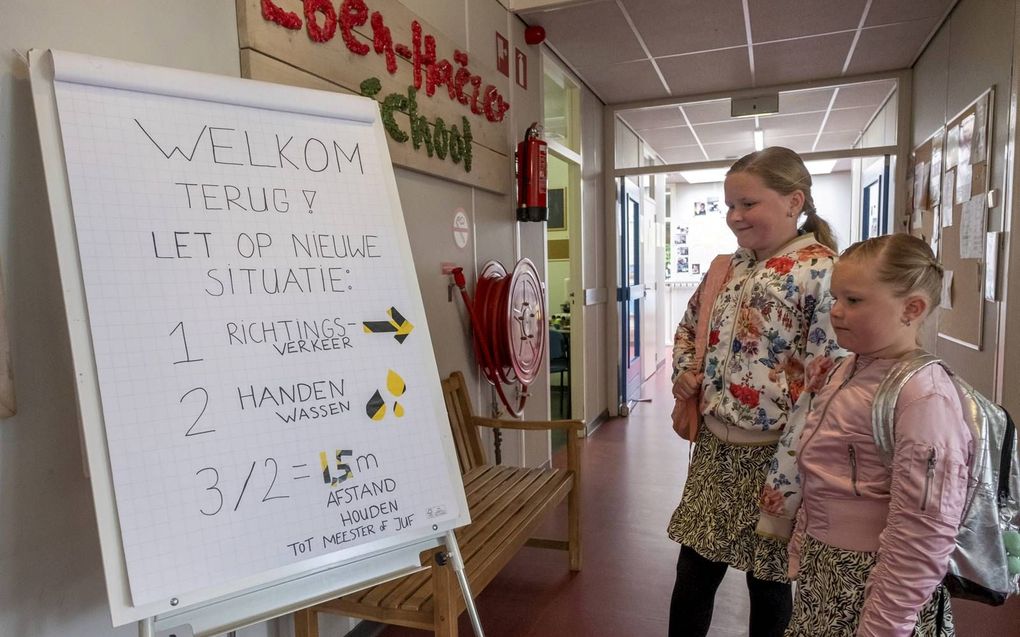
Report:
567,433,583,572
432,552,460,637
568,485,582,571
293,608,319,637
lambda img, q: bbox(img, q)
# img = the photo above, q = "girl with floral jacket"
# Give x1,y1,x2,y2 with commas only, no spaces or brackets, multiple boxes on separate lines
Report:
667,147,845,637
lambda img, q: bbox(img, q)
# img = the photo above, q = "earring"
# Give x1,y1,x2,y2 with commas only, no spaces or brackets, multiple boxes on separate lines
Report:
901,318,912,327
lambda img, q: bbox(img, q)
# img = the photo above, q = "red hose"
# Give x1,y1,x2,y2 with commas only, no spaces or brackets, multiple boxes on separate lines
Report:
452,267,528,417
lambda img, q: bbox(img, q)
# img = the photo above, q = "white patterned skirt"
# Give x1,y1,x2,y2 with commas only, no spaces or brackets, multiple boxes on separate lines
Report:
667,426,788,582
785,534,954,636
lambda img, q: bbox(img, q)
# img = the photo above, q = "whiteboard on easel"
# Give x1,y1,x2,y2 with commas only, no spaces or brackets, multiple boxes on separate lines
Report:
29,49,469,627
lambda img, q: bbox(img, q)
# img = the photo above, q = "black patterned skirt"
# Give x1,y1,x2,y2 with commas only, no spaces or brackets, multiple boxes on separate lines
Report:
785,534,954,636
667,425,788,582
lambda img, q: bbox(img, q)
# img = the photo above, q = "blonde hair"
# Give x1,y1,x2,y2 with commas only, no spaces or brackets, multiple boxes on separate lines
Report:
840,234,944,316
727,147,837,251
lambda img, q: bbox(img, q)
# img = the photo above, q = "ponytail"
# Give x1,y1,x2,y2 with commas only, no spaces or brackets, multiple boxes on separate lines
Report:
801,209,837,252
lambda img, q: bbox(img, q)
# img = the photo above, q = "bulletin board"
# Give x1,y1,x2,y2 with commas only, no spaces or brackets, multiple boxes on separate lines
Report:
29,49,469,629
936,88,994,350
906,128,941,246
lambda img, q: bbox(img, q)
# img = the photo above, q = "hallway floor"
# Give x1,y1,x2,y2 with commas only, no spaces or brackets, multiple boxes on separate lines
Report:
378,362,752,637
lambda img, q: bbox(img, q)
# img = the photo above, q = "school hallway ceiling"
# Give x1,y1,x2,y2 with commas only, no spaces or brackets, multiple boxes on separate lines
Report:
513,0,957,166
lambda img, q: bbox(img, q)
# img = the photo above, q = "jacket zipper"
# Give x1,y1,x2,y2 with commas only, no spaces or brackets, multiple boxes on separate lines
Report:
716,265,753,390
921,448,937,511
848,445,861,496
798,360,858,452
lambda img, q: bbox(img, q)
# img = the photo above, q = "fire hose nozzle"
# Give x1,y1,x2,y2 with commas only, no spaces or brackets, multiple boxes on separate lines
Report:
451,267,467,289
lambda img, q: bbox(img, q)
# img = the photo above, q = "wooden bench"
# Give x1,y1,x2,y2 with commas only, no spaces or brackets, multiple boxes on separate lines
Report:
294,370,583,637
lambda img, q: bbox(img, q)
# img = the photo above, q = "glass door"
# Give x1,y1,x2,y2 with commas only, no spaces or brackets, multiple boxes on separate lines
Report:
618,177,643,406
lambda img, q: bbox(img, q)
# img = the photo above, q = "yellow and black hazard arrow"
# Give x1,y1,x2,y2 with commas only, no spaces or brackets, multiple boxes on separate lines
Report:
363,306,414,344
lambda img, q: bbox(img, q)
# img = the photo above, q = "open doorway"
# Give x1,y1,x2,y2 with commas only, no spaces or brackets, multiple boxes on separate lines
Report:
544,58,585,434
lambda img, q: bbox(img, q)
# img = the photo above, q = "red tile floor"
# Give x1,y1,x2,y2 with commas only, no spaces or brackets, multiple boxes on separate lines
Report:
376,362,1019,637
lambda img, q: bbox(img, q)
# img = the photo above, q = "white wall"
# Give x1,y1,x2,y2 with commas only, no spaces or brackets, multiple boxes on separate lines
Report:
812,172,854,253
0,4,256,637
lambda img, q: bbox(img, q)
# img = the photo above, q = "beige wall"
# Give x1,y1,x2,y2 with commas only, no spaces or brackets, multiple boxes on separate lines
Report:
911,0,1012,398
911,0,1020,631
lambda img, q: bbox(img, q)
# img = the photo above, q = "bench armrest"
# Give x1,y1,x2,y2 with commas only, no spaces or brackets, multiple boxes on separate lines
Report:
470,416,584,432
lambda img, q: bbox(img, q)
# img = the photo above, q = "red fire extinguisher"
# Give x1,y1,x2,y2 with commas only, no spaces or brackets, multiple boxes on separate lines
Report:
516,122,548,222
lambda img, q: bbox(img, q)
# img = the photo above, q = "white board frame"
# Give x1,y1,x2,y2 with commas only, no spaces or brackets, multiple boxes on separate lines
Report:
28,48,470,631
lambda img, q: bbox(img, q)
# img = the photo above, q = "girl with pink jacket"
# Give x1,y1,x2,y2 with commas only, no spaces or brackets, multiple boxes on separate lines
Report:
783,234,971,636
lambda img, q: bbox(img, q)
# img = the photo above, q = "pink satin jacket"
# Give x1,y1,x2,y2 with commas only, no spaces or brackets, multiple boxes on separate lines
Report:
792,354,972,637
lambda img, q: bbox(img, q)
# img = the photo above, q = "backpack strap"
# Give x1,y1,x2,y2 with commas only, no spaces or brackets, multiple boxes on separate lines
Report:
871,350,942,467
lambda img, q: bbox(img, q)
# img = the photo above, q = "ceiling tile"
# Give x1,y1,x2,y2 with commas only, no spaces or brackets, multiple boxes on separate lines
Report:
779,88,836,114
682,99,732,125
761,112,826,137
617,105,685,131
763,133,817,155
832,80,897,109
583,60,668,103
621,0,746,57
657,48,753,96
702,140,755,161
846,19,939,74
815,131,861,151
521,1,646,68
660,145,707,164
866,0,954,27
824,106,877,133
642,126,697,148
694,118,756,145
749,0,867,42
753,32,855,86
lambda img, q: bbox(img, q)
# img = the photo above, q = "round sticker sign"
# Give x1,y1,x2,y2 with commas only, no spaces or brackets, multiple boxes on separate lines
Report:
452,209,469,249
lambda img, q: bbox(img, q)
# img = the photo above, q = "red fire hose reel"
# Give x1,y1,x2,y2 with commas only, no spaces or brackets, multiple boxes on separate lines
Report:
451,259,546,417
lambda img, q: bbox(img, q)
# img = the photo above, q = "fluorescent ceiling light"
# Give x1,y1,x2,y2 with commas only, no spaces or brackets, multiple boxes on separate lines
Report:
679,168,729,184
804,159,837,175
753,129,765,151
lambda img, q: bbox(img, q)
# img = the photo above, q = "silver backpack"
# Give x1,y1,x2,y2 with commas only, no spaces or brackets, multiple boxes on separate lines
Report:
872,351,1020,604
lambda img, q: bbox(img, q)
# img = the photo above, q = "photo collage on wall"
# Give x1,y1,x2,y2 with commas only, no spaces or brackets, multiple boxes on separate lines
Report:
674,226,689,273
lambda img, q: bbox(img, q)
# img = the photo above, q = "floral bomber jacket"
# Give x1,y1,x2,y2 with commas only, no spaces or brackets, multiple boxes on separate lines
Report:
672,233,846,539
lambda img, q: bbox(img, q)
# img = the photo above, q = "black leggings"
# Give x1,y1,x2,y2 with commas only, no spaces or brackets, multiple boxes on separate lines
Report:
668,546,792,637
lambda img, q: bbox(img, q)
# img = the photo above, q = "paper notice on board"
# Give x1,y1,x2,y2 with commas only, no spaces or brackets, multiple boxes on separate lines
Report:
985,231,999,301
956,159,973,204
973,93,988,160
941,270,954,309
930,129,944,205
960,193,987,258
911,209,923,230
946,125,960,169
957,115,975,203
913,161,927,208
930,206,941,257
942,170,955,225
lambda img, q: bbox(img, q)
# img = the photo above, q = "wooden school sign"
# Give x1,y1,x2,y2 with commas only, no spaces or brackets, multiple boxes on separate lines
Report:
238,0,513,194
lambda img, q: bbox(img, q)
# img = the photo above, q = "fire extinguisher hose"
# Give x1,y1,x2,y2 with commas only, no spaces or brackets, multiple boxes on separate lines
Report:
451,266,528,418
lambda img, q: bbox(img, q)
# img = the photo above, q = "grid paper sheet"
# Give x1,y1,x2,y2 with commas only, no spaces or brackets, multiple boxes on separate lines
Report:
53,79,464,607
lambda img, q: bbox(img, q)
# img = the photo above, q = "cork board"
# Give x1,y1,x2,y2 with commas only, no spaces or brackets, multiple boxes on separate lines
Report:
937,88,993,350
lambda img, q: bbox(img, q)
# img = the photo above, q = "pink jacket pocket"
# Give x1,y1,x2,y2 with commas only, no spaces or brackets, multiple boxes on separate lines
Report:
898,442,968,525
